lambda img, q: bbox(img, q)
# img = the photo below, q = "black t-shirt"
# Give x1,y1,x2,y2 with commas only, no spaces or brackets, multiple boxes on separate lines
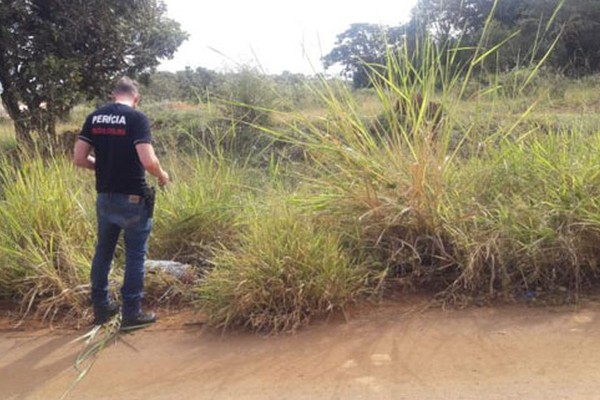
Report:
79,103,152,196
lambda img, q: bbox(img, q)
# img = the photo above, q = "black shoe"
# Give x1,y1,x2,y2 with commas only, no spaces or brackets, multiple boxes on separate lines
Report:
93,301,119,325
121,311,157,330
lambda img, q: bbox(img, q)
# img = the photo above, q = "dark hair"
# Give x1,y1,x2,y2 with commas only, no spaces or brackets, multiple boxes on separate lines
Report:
113,77,139,97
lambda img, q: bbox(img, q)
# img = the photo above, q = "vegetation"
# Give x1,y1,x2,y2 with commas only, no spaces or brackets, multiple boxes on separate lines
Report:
199,203,365,332
3,1,600,335
322,23,403,89
0,156,95,321
324,0,600,88
3,66,600,332
0,0,187,146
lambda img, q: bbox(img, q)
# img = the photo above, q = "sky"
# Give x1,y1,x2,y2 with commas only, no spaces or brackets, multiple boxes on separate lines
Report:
159,0,418,75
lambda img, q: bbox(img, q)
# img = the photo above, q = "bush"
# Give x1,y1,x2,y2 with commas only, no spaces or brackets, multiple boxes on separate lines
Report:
218,68,277,127
143,103,224,154
198,203,365,332
150,156,249,265
0,156,95,320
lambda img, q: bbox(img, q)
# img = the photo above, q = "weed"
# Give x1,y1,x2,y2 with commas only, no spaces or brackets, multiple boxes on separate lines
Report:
198,202,365,332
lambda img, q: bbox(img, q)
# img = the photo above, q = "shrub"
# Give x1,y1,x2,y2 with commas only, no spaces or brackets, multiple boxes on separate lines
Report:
217,68,277,127
198,203,365,332
150,156,249,265
0,156,95,320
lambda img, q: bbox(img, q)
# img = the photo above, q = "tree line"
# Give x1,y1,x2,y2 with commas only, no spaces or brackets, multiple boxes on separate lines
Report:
139,67,315,105
2,0,599,147
323,0,600,88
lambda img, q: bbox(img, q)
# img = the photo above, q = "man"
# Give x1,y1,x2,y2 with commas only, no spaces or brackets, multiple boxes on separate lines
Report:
74,77,169,328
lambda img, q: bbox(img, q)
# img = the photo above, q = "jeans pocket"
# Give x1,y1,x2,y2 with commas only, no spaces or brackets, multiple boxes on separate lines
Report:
123,213,142,229
121,202,145,228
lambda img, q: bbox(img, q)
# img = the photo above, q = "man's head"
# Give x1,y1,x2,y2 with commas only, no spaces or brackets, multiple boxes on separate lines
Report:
112,77,141,107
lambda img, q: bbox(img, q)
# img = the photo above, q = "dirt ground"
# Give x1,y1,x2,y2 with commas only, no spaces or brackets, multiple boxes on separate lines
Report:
2,299,600,400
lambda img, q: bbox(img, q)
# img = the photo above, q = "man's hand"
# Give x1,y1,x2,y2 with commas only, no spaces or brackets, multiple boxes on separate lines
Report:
73,139,95,170
136,143,170,187
158,170,170,187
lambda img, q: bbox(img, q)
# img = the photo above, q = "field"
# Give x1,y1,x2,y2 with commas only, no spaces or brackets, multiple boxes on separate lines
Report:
3,52,600,333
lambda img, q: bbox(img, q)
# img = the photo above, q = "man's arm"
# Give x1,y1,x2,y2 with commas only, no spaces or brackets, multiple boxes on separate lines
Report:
73,139,95,170
135,143,170,187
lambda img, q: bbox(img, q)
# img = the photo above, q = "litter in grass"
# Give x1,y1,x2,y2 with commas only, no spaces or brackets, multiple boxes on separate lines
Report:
146,260,192,280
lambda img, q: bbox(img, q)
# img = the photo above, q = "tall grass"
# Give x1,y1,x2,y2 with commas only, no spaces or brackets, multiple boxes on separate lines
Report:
150,155,250,264
0,150,252,321
258,5,600,303
444,131,600,297
0,155,95,321
198,202,365,332
3,1,600,331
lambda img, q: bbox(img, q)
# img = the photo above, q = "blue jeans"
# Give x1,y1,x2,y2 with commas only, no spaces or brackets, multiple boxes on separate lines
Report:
90,193,152,317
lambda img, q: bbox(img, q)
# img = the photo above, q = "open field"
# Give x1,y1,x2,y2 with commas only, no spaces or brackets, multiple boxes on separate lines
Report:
5,2,600,399
3,54,600,333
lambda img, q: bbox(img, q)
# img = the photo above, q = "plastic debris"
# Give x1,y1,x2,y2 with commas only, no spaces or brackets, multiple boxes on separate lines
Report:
145,260,190,280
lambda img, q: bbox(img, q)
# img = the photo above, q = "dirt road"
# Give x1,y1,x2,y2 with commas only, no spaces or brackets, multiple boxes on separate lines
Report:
2,301,600,400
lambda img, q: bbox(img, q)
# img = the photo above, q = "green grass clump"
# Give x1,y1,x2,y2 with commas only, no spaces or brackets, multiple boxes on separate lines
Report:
150,156,249,264
198,203,365,332
444,131,600,297
0,156,95,320
0,115,17,154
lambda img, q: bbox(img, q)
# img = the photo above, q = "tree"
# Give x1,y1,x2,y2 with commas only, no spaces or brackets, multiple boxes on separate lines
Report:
324,0,600,84
411,0,495,43
139,71,184,102
556,0,600,74
323,23,402,89
0,0,187,148
176,67,219,102
409,0,531,71
410,0,600,75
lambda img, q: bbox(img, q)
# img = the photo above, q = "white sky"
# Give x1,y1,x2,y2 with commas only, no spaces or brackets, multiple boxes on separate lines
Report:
159,0,418,75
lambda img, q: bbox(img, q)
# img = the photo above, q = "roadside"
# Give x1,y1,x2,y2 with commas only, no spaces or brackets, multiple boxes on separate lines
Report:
2,299,600,400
